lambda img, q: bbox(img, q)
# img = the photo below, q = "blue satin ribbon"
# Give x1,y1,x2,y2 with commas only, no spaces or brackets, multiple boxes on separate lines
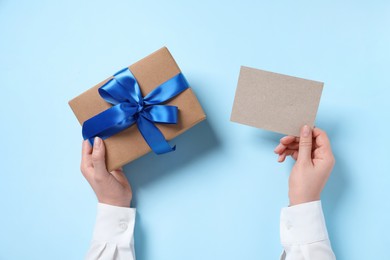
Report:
82,68,189,154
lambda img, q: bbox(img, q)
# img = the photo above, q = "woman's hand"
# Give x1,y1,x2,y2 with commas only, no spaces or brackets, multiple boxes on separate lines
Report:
274,126,335,206
81,137,132,207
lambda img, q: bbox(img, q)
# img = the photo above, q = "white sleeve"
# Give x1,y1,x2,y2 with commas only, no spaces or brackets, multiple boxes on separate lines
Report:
85,203,136,260
280,201,336,260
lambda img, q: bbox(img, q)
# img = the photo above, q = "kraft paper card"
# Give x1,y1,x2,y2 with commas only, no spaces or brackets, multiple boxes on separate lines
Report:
230,66,323,136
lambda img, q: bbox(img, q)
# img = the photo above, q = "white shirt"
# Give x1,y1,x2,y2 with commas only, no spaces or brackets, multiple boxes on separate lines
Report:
85,203,136,260
86,201,335,260
280,201,336,260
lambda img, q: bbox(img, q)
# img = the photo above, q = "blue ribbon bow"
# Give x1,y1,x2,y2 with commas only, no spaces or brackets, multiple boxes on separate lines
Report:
82,68,189,154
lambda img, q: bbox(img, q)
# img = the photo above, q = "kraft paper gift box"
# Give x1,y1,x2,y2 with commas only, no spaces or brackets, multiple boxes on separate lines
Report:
69,47,206,171
231,66,323,136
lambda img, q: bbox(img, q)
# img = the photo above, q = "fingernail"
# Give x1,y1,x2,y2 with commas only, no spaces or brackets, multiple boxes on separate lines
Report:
94,137,101,149
302,125,310,137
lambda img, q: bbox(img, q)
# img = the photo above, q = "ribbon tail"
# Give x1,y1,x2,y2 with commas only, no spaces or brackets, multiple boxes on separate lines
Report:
82,104,137,145
137,116,175,154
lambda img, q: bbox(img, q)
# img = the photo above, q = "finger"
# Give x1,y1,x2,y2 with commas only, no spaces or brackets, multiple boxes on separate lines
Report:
274,143,287,154
81,140,93,178
280,136,299,145
278,152,287,162
278,149,298,162
291,139,317,150
274,142,300,155
284,149,298,160
313,128,334,159
297,125,313,163
275,136,296,154
291,150,299,160
91,137,110,180
286,142,299,150
313,128,331,148
313,128,331,149
284,134,317,149
312,127,323,137
82,140,92,165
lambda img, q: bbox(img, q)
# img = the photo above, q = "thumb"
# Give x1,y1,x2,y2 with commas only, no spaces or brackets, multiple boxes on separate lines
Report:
91,137,109,177
297,125,313,163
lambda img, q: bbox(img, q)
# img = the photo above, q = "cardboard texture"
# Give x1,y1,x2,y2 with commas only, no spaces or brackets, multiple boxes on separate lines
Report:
69,47,206,171
230,66,323,136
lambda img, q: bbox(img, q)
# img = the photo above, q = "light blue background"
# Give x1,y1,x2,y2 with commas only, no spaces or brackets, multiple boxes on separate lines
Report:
0,1,389,259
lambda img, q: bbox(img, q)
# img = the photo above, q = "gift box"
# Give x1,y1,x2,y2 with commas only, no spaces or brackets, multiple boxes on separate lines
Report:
69,47,206,171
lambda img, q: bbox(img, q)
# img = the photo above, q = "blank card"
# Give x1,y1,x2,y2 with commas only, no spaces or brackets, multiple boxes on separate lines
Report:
230,66,323,136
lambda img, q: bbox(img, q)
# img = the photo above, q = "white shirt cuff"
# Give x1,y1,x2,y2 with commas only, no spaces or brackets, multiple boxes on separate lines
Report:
91,203,136,246
280,200,329,246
